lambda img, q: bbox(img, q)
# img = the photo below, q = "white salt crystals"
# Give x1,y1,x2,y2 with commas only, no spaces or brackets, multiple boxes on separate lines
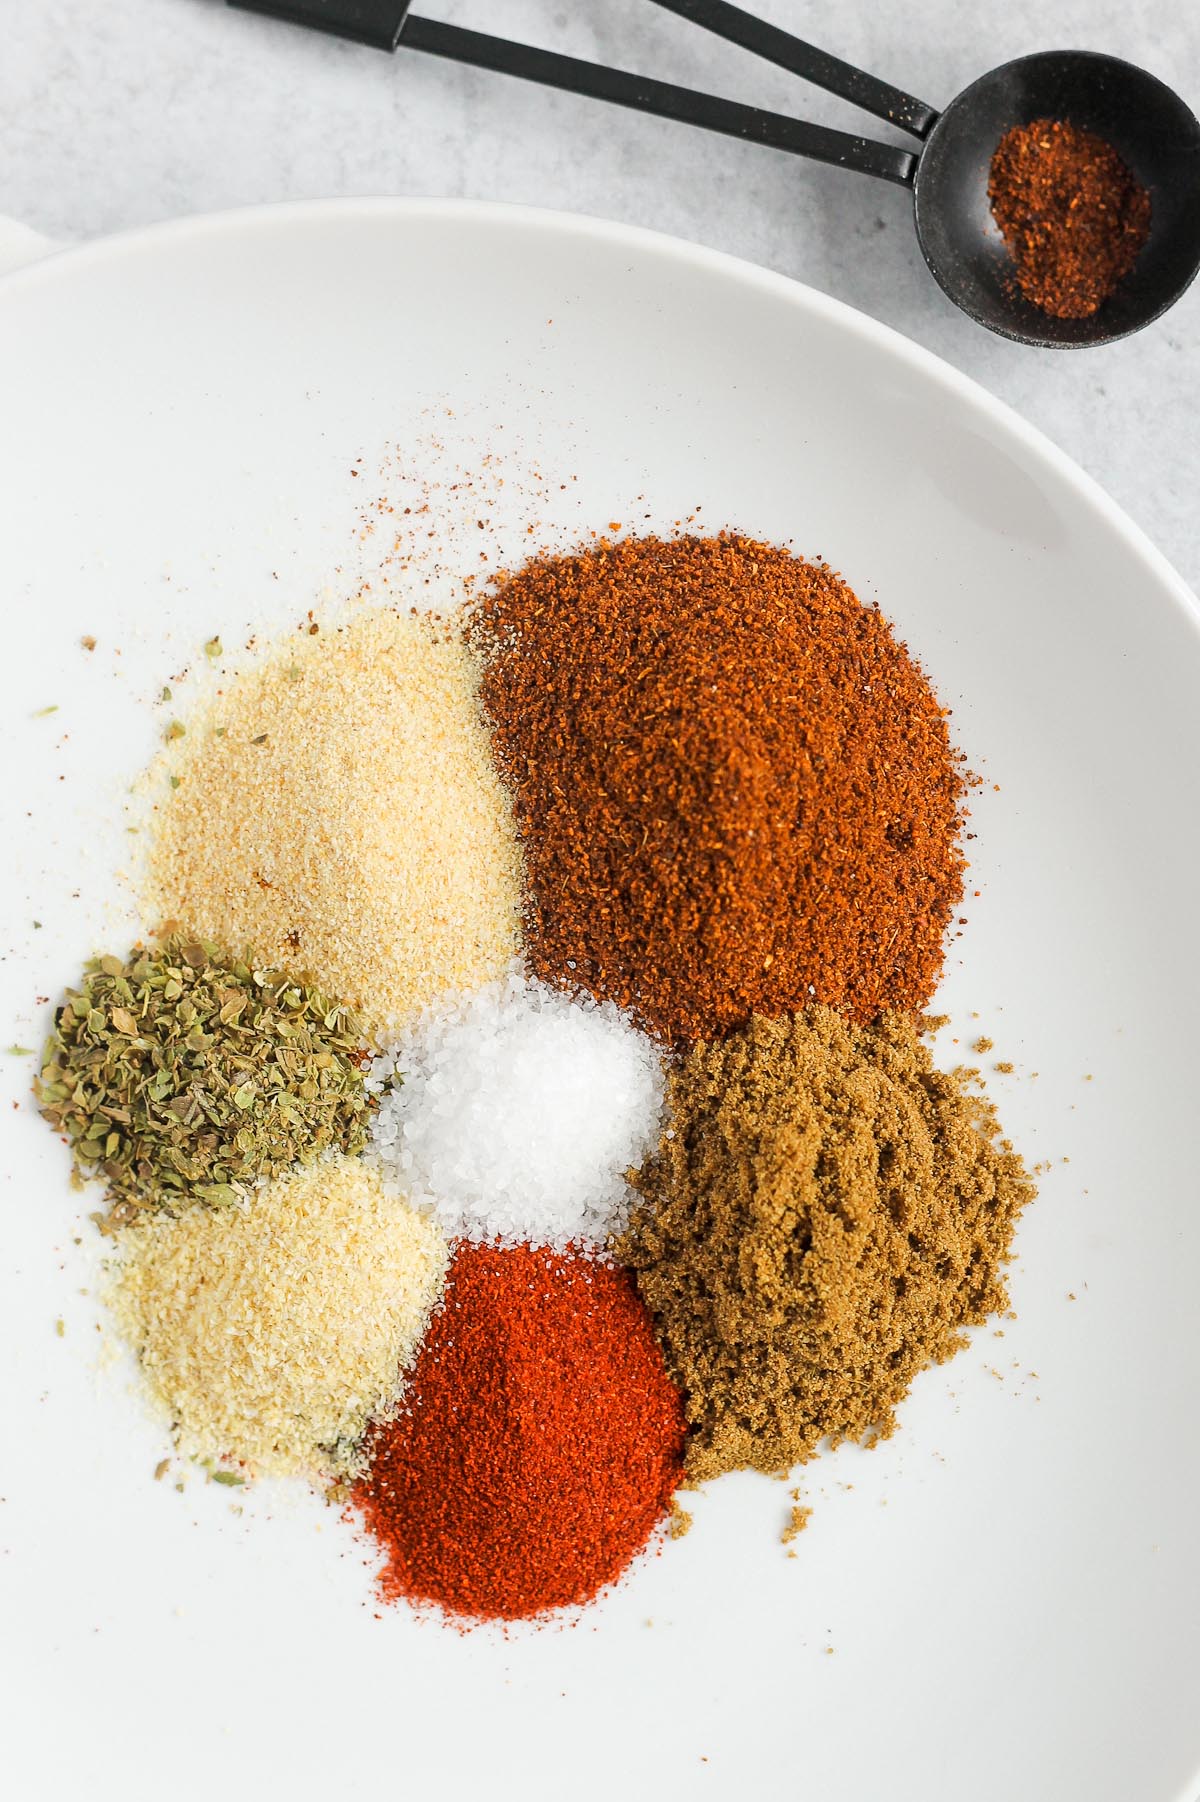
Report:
368,969,665,1250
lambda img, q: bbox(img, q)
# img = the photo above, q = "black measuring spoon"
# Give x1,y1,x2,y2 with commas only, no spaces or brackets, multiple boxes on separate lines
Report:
229,0,1200,347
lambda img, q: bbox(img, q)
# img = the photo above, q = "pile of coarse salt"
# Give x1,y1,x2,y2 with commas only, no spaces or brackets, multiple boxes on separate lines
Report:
368,968,665,1251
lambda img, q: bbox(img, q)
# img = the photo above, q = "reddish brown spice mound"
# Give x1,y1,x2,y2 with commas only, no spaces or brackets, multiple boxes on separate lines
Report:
354,1244,686,1623
988,118,1151,319
476,533,965,1044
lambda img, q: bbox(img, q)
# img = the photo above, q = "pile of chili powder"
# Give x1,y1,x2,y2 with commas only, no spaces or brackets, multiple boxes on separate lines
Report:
474,532,967,1042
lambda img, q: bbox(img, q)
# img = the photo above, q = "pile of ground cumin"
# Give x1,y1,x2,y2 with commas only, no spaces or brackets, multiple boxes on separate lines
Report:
617,1007,1036,1482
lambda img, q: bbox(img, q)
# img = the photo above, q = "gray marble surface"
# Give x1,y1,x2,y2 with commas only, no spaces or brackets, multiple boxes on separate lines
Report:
3,0,1196,585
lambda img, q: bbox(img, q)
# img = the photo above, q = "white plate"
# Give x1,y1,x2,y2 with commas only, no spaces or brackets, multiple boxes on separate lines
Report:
1,200,1197,1802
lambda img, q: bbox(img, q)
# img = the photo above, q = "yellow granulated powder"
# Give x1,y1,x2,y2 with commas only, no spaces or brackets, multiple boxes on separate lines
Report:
781,1504,812,1544
107,1155,449,1481
144,607,522,1036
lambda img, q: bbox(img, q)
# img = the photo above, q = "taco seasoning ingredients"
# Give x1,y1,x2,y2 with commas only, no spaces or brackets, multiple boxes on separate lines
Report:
617,1007,1036,1483
35,937,368,1226
144,606,523,1036
354,1242,686,1621
108,1155,448,1481
476,534,965,1044
368,966,664,1250
988,119,1151,319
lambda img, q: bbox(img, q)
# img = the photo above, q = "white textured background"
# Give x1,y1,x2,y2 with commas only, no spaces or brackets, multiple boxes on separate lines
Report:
3,0,1197,583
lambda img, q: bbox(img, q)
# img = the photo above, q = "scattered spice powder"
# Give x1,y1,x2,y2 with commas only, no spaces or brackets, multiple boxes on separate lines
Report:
108,1155,448,1481
476,534,965,1044
781,1504,811,1545
354,1242,686,1621
668,1497,693,1539
988,118,1151,319
144,607,523,1036
618,1007,1036,1482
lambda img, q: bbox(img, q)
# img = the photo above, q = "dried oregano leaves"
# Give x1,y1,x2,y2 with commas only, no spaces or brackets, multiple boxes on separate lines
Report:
35,936,369,1225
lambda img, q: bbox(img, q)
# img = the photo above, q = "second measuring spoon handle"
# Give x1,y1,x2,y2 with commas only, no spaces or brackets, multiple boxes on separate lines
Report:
226,2,921,185
649,0,939,138
402,15,918,185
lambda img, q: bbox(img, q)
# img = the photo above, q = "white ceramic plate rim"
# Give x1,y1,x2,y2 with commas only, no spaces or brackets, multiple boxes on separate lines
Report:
6,192,1199,636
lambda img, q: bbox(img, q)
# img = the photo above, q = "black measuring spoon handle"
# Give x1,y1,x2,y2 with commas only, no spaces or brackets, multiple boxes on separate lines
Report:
227,3,919,185
648,0,938,138
403,15,917,185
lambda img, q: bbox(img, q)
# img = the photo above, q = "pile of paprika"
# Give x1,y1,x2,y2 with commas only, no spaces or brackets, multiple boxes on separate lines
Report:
353,1243,686,1621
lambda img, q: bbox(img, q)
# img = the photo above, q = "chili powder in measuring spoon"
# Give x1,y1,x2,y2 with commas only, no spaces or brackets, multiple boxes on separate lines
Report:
988,117,1152,319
